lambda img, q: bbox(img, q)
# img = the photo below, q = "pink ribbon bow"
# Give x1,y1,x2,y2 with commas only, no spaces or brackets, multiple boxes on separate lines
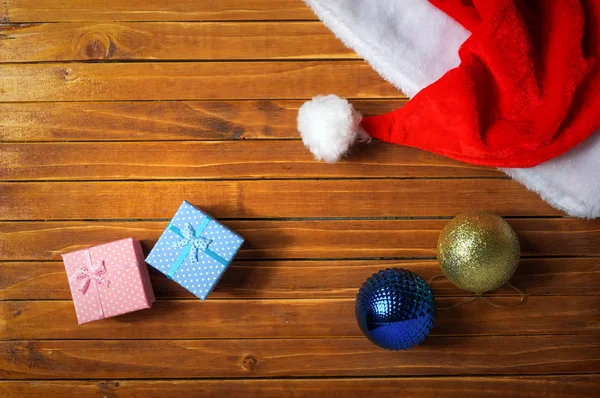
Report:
69,260,111,294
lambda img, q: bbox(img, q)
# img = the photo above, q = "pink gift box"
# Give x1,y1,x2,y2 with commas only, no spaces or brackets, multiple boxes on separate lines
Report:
62,238,155,324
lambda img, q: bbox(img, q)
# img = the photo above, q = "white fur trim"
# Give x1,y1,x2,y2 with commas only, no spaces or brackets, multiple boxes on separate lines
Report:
304,0,600,218
298,95,369,163
304,0,469,97
503,133,600,218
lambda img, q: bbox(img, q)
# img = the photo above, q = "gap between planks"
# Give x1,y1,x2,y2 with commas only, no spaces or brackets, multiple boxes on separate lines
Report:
0,179,566,220
0,61,402,102
1,296,598,339
0,141,505,180
0,21,353,63
0,99,404,142
1,0,317,23
0,336,598,379
1,258,599,300
1,219,599,260
1,375,599,398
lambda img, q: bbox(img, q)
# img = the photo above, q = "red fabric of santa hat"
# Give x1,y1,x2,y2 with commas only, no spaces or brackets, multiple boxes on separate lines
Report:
299,0,600,168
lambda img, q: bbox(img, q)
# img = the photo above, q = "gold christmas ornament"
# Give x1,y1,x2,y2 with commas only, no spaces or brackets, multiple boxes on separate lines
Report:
437,211,520,294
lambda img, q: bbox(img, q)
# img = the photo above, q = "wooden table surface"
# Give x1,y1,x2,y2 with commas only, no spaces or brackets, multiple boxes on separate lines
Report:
1,1,599,397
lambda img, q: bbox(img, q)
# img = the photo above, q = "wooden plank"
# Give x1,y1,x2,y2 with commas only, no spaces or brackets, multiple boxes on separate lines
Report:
0,62,399,102
0,22,354,62
1,376,599,398
2,296,598,339
1,258,598,300
1,336,598,378
0,100,404,142
0,141,503,180
0,180,564,220
1,219,598,261
2,1,316,23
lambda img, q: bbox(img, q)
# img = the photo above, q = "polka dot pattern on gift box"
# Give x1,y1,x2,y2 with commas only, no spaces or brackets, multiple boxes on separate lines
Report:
63,238,153,324
146,201,244,300
97,267,152,319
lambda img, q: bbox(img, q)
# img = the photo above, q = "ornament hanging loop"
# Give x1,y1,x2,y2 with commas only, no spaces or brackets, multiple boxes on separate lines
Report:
428,274,527,310
477,282,527,308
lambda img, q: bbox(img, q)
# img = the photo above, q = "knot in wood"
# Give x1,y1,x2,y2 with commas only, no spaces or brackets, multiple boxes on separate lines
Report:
98,381,120,390
55,67,76,82
76,32,114,60
242,355,258,371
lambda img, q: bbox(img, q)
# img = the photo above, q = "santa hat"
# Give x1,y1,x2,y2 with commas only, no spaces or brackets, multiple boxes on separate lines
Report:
298,0,600,218
298,0,600,168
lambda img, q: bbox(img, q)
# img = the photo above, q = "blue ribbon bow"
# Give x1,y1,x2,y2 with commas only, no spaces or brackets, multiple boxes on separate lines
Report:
166,217,229,279
173,222,213,263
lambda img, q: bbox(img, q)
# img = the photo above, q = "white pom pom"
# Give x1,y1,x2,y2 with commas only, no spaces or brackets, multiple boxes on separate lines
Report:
297,94,370,163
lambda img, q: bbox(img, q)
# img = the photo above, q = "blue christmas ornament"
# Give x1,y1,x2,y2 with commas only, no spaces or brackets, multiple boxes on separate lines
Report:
355,268,436,350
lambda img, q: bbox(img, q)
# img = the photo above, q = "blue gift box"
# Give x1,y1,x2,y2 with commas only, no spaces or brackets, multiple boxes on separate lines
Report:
146,201,244,300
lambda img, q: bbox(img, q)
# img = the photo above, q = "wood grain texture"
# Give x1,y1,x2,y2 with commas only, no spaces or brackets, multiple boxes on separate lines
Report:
2,219,598,261
0,22,354,62
1,336,599,378
2,376,599,398
0,180,563,220
2,296,599,339
2,1,316,22
3,258,598,300
0,62,400,102
0,100,404,142
0,141,503,180
3,1,599,392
